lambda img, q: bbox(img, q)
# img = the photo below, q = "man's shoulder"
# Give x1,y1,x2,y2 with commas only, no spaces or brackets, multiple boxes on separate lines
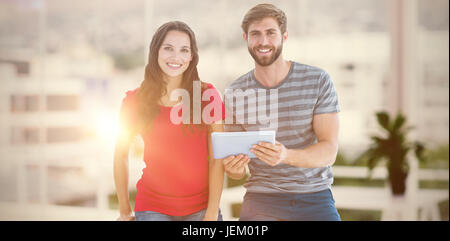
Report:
291,61,328,77
227,70,254,89
289,62,332,88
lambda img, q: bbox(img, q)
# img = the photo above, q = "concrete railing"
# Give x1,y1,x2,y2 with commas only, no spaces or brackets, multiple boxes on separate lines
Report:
220,165,449,221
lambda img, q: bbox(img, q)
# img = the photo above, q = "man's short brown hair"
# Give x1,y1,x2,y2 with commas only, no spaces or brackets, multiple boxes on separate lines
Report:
241,3,287,34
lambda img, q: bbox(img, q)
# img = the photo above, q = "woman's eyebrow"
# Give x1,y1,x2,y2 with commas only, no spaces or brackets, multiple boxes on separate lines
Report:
162,43,190,49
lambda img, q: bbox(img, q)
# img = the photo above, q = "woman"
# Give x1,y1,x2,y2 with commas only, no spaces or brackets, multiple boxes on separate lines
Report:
113,21,225,221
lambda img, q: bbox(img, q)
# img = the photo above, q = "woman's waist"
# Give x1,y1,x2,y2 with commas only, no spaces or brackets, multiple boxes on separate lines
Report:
136,179,209,202
137,171,209,197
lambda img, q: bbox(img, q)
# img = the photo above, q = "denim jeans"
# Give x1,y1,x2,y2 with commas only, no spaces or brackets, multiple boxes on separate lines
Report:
135,208,223,221
239,189,341,221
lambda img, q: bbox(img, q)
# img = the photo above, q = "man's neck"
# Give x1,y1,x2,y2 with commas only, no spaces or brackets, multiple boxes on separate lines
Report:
254,57,291,88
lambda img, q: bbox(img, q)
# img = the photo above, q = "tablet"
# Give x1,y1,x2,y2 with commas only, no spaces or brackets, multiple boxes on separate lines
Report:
211,131,276,159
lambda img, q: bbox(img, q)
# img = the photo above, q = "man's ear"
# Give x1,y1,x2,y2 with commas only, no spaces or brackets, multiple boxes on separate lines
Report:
282,31,288,43
243,32,248,41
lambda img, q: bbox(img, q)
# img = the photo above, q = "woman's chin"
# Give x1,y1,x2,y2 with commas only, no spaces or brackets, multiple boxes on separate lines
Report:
162,71,184,79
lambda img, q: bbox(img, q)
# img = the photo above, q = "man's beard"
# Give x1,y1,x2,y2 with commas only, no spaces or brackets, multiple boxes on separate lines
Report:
248,43,283,67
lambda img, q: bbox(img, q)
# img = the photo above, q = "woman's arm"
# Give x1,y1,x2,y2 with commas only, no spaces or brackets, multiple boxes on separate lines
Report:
203,123,225,221
113,129,135,221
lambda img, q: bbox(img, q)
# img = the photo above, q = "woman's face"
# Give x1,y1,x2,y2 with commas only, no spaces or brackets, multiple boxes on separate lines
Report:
158,30,193,79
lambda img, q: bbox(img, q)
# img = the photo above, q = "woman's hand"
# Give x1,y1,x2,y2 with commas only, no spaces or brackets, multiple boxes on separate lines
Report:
202,215,218,221
117,213,135,221
222,155,250,180
202,209,219,221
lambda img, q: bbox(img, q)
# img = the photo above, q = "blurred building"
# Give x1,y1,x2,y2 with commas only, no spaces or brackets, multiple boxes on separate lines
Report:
0,44,119,207
0,0,447,220
280,30,448,155
415,30,449,145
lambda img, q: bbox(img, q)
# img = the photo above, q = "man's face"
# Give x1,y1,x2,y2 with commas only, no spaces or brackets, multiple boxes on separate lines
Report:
245,17,287,66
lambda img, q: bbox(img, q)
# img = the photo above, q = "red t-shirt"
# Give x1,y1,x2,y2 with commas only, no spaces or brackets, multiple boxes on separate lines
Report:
119,83,225,216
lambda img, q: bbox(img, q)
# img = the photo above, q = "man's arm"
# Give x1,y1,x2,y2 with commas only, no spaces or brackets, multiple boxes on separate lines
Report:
250,113,339,168
285,113,339,168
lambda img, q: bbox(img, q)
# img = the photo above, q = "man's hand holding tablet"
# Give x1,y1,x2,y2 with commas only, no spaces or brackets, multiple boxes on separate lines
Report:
250,141,288,167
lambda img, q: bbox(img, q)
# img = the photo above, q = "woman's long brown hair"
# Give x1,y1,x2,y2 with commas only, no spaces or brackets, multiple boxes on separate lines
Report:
133,21,205,135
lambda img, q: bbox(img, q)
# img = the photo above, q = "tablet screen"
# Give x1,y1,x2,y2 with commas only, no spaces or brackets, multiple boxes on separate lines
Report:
211,131,276,159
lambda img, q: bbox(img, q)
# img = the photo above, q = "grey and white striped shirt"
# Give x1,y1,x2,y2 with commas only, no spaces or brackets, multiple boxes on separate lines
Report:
224,61,340,194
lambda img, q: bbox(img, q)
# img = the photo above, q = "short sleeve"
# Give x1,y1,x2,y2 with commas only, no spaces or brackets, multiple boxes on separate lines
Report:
201,83,226,124
314,72,340,115
119,89,138,132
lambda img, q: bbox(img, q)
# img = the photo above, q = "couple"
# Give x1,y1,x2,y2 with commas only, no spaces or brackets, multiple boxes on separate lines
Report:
114,3,341,221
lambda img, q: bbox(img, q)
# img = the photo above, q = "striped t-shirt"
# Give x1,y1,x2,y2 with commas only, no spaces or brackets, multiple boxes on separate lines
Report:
224,61,340,194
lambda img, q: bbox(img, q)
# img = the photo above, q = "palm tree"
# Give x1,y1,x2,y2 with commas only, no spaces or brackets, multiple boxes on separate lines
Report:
357,111,425,196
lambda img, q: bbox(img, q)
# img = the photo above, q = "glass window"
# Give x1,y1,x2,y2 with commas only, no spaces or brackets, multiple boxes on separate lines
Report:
46,127,81,143
46,95,79,111
10,127,40,145
10,95,40,112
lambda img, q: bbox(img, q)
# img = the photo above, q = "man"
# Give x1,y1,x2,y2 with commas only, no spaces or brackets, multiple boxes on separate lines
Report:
222,3,341,221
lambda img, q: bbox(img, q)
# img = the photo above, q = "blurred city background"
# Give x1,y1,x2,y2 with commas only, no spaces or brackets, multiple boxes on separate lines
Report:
0,0,448,220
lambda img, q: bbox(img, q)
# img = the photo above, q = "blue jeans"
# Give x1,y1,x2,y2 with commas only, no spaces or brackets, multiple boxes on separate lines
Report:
239,189,341,221
135,209,223,221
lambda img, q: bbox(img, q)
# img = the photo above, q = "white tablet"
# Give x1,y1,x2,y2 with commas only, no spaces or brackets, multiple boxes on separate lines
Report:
211,131,276,159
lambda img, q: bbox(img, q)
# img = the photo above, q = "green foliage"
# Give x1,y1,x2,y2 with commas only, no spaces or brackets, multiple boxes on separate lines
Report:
335,152,361,166
356,112,425,194
420,145,449,169
333,177,386,187
438,200,449,221
231,203,242,218
338,209,382,221
112,50,145,70
227,174,249,188
108,190,137,210
357,111,425,174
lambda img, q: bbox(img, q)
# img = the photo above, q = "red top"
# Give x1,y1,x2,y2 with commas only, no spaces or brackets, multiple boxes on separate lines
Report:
119,83,225,216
